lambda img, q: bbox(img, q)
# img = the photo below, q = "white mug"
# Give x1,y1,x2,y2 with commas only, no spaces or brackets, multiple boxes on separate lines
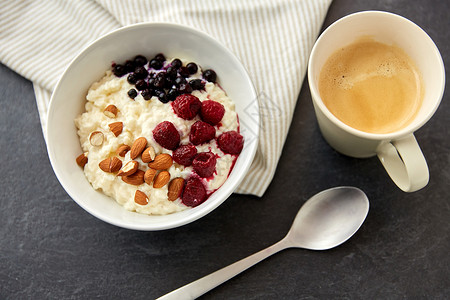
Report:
308,11,445,192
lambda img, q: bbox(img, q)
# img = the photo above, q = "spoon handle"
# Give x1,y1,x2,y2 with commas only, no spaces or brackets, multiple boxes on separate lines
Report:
157,238,290,300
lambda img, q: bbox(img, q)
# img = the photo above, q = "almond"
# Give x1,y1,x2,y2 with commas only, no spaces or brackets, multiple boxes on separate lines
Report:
99,157,122,173
134,190,149,205
108,122,123,137
130,137,147,159
167,177,185,201
117,160,139,177
153,170,170,188
89,131,104,146
116,144,130,157
141,146,156,163
148,153,173,170
122,169,145,185
104,104,119,118
144,168,157,185
76,153,88,168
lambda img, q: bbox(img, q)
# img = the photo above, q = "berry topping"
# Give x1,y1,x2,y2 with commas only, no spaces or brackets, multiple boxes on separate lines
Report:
179,66,190,77
152,121,180,150
166,66,178,80
164,78,174,89
182,177,207,207
148,77,155,88
150,58,163,70
192,152,216,178
127,73,138,84
177,82,193,94
134,66,148,79
154,53,166,62
189,79,205,91
217,131,244,154
189,121,216,145
166,88,179,101
135,79,148,91
173,144,198,166
141,89,152,100
128,88,137,99
186,62,198,74
171,58,182,69
156,90,169,103
175,76,186,86
172,94,202,120
200,100,225,125
153,72,166,89
112,64,126,77
203,69,217,82
134,55,148,66
124,60,135,73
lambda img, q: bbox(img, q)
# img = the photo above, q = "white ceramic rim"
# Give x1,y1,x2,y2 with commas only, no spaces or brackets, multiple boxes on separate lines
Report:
308,10,445,141
46,22,259,230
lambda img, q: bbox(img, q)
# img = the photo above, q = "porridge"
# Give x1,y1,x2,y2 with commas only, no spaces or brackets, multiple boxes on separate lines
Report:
75,53,244,215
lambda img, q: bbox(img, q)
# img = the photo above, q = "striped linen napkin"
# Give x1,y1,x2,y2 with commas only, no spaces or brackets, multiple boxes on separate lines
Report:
0,0,332,196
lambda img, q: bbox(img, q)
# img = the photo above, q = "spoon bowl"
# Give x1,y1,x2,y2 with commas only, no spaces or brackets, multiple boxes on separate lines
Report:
287,187,369,250
158,186,369,300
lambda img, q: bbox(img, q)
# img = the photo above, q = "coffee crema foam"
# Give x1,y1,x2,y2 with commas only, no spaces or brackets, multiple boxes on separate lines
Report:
319,37,423,134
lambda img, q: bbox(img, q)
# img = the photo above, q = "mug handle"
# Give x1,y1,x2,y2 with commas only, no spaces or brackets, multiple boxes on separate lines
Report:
376,134,429,192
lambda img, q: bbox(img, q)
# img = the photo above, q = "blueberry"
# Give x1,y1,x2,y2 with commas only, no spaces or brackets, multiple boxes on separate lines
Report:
150,59,163,70
174,76,187,86
135,79,148,91
134,66,148,79
112,64,126,77
128,88,138,99
166,88,179,101
179,66,190,78
154,89,164,96
171,58,182,69
166,66,178,80
134,55,148,66
164,79,174,89
155,53,166,62
178,83,193,94
124,60,136,73
203,69,217,82
189,79,205,90
127,73,138,84
153,73,166,89
157,90,168,103
141,89,152,100
186,63,198,74
148,77,155,88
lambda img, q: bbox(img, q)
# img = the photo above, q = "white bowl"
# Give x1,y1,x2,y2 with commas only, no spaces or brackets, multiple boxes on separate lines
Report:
47,23,259,230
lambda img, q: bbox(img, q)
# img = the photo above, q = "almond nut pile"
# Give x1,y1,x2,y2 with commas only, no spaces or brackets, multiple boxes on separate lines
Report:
76,105,185,206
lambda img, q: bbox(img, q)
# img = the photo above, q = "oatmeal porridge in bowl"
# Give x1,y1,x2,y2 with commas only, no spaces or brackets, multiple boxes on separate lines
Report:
47,23,259,230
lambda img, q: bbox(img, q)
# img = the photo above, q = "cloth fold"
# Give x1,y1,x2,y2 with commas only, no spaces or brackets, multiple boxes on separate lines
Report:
0,0,332,196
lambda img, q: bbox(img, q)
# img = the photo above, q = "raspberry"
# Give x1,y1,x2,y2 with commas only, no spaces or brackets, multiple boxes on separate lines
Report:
173,144,197,166
152,121,180,150
182,177,207,207
189,121,216,145
172,94,202,120
192,152,217,178
217,131,244,154
200,100,225,125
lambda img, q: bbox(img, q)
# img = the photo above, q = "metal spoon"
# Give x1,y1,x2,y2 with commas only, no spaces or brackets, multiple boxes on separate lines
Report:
158,186,369,300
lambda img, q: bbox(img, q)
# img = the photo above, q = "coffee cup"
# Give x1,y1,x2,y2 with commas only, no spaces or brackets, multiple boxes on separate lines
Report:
308,11,445,192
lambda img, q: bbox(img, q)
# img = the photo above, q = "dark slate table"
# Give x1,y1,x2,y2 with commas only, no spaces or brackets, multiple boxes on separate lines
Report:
1,1,449,299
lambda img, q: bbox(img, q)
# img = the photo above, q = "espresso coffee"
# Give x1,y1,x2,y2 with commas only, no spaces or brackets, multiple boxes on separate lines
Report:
318,37,423,134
